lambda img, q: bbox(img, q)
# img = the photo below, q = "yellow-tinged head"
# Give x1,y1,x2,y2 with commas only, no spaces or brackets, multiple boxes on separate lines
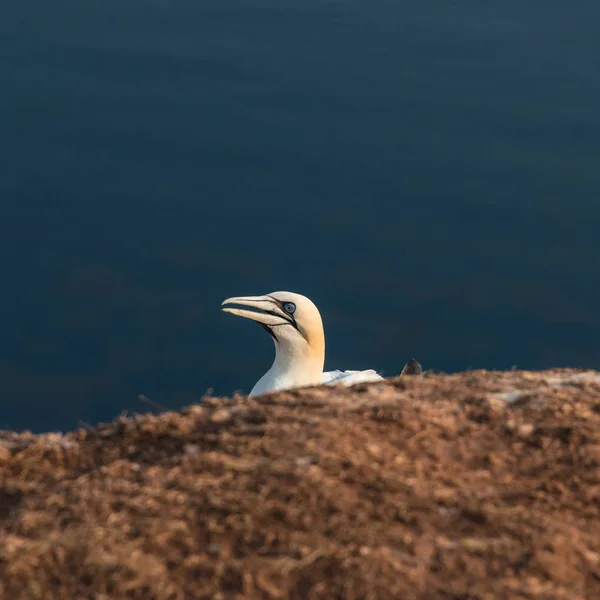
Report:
221,291,325,371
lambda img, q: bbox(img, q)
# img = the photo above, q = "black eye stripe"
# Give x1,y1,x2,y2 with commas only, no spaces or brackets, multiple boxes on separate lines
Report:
265,296,299,331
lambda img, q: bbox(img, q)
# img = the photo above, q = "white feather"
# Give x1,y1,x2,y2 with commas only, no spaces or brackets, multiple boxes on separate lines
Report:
321,369,383,386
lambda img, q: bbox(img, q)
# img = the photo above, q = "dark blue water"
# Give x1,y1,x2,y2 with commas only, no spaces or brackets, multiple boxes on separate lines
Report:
1,1,599,432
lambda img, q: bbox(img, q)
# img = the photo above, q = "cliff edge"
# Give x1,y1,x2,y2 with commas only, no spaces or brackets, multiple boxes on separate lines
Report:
1,369,599,599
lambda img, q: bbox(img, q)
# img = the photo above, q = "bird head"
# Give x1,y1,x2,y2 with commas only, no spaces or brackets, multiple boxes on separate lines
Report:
221,291,325,365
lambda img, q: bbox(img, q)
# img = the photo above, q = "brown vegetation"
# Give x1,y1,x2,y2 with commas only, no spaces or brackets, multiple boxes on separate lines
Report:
1,369,600,599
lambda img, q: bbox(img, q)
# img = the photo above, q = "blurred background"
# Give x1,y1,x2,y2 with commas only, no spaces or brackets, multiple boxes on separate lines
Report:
1,0,599,431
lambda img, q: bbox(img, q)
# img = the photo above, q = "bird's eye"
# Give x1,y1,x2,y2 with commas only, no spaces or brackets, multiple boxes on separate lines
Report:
283,302,296,314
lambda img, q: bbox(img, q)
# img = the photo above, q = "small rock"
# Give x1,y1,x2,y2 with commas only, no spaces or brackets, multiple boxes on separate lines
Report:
518,424,535,437
296,456,317,467
211,409,232,424
366,443,382,458
207,543,221,556
184,444,201,456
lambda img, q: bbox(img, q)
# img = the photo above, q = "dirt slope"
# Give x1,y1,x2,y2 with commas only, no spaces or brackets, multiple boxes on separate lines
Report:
1,369,600,599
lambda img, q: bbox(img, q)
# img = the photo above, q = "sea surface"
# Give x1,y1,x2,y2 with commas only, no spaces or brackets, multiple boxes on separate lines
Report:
1,1,599,431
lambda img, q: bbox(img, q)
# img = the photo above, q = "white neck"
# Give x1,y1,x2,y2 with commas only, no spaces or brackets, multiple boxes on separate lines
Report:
249,337,324,396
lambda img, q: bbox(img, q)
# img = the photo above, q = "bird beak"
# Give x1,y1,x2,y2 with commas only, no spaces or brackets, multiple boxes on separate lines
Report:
221,295,289,327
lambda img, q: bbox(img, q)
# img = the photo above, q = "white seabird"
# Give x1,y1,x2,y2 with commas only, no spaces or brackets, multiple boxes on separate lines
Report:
221,291,383,396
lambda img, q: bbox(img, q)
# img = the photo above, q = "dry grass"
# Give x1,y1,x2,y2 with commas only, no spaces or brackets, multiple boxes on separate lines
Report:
1,369,600,599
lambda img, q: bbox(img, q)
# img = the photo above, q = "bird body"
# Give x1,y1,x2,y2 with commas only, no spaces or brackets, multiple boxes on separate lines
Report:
221,291,383,396
321,369,382,386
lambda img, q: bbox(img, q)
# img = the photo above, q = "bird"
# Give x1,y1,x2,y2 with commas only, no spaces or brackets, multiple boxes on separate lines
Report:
221,291,384,396
401,358,422,375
